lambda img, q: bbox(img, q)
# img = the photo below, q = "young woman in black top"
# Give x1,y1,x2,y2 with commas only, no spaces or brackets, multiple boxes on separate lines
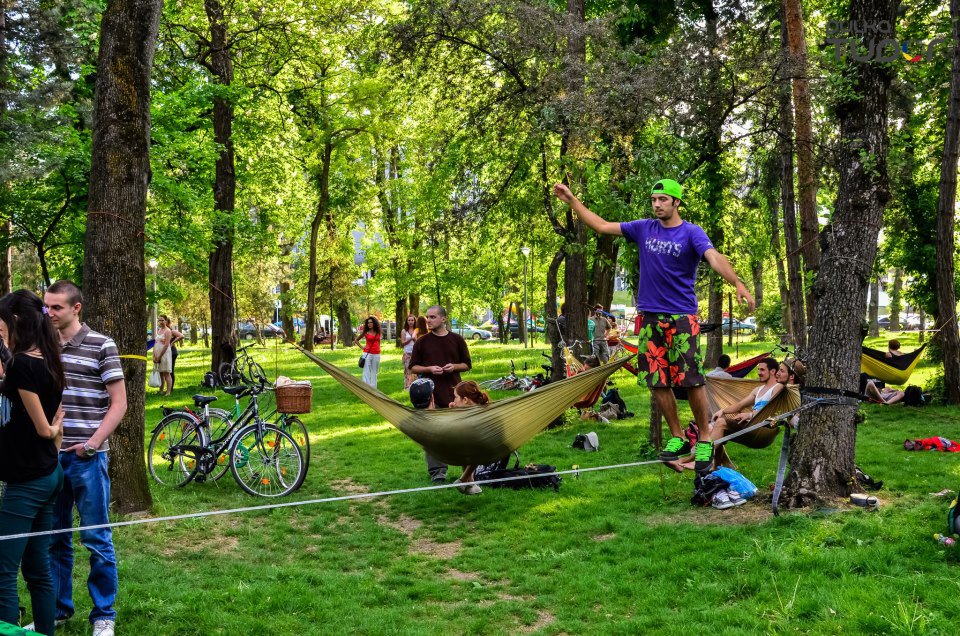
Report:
0,290,65,635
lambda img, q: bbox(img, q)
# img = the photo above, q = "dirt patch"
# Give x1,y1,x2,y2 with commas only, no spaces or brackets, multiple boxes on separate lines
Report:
518,610,556,634
499,592,535,602
647,504,775,526
376,513,422,537
445,568,480,582
411,537,462,559
329,479,369,495
592,533,616,542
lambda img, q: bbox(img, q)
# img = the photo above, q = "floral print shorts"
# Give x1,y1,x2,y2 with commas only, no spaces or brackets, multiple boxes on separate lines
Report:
635,312,705,388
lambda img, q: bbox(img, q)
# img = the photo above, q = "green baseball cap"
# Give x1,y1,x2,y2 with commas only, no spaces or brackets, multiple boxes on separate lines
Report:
651,178,683,201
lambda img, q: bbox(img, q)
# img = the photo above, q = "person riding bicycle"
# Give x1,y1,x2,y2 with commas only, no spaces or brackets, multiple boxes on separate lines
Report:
554,178,755,475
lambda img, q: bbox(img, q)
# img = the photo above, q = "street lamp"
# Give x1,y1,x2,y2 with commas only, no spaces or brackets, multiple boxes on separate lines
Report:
148,259,158,337
521,246,531,348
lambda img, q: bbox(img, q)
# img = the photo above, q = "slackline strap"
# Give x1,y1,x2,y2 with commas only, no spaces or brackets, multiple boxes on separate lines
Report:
120,355,148,361
802,386,862,403
772,424,792,516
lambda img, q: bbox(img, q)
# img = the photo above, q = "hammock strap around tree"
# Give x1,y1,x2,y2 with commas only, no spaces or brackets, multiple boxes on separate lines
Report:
296,345,634,465
860,344,926,385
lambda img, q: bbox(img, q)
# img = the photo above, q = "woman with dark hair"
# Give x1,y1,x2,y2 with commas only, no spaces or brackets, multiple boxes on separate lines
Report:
0,290,66,635
450,380,490,495
415,315,428,339
353,316,382,388
401,315,418,389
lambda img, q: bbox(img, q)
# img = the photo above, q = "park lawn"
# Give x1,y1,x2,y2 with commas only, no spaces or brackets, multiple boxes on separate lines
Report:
35,336,960,635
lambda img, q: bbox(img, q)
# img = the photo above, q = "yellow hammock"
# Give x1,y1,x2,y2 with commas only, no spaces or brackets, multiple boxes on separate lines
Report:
704,377,802,449
860,344,925,386
299,347,635,465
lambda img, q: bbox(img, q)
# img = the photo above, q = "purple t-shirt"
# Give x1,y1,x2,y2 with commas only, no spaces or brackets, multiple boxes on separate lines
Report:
620,219,714,314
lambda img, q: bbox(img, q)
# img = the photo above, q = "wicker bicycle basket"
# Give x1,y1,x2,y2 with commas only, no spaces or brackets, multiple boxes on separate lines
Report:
275,383,313,414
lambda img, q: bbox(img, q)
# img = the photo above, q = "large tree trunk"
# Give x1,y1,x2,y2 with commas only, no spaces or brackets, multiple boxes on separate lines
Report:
783,0,821,326
935,0,960,405
778,27,807,350
785,0,896,506
545,250,565,382
588,233,618,310
336,298,352,347
304,141,332,351
765,165,793,344
868,276,880,337
82,0,162,514
751,258,765,339
205,0,236,373
889,269,902,330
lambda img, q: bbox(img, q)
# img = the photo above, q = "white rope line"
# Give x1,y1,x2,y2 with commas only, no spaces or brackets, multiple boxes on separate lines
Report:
0,459,666,543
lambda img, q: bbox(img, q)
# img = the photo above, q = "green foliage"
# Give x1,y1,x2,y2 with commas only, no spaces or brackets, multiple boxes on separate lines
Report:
755,297,785,334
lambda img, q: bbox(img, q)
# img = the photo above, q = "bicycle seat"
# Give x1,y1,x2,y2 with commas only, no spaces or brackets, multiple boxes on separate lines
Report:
192,394,218,406
222,385,248,397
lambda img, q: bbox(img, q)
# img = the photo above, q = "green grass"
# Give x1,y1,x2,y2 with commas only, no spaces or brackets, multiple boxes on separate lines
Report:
29,335,960,635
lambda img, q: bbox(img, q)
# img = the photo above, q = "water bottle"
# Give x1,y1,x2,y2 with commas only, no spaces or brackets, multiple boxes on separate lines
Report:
934,533,955,547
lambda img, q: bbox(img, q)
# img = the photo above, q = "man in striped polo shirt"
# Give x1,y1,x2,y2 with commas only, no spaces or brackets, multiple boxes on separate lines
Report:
42,280,125,636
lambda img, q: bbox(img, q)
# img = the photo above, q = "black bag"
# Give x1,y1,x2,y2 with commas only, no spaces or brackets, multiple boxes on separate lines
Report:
903,385,924,407
475,454,561,491
358,354,367,368
201,371,219,389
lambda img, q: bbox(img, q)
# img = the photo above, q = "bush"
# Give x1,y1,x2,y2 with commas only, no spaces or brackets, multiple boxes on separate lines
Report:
755,298,784,334
925,370,946,405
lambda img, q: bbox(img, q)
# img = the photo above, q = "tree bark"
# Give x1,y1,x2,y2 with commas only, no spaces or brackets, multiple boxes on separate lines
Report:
588,233,618,310
934,0,960,405
752,258,765,339
889,269,902,331
868,276,880,337
336,298,352,346
765,166,793,344
783,0,821,325
205,0,236,374
545,249,565,382
785,0,896,507
778,27,807,350
304,141,332,351
82,0,162,514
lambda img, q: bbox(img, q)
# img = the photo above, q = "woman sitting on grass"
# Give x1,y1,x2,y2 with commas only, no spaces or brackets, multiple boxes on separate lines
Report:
450,380,490,496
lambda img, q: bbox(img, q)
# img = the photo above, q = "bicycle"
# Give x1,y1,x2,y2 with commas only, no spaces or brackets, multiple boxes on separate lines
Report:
148,384,307,497
218,343,268,386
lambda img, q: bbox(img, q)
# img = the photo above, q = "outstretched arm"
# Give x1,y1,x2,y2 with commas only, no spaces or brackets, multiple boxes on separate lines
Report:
553,184,623,236
703,249,755,312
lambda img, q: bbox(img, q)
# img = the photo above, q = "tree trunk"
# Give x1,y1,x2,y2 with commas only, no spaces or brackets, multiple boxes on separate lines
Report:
336,299,352,347
778,29,807,350
588,233,618,310
280,279,294,338
409,293,420,317
205,0,236,374
752,258,765,339
0,222,11,295
868,276,880,337
82,0,162,514
783,0,821,326
766,170,793,344
545,249,565,382
919,308,926,343
304,141,332,351
889,269,902,331
934,0,960,405
785,0,896,507
189,317,198,345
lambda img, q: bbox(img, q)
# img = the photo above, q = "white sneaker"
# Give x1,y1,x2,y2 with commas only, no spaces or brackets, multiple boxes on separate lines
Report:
23,617,70,631
93,619,115,636
712,490,735,510
727,488,747,507
453,478,482,495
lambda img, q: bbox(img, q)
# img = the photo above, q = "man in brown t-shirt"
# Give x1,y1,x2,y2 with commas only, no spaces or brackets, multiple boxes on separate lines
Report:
409,305,471,482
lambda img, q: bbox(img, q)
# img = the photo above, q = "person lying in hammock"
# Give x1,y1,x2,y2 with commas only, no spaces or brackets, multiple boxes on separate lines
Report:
450,381,490,496
709,357,784,430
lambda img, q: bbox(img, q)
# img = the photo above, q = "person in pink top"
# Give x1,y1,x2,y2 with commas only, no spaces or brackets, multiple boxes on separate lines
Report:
353,316,382,388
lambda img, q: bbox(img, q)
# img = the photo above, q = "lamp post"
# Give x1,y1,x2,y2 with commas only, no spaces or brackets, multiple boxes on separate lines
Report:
521,246,530,348
148,259,158,337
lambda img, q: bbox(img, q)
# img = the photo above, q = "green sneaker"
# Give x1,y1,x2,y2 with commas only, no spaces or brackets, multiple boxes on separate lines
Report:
694,441,714,473
659,436,691,461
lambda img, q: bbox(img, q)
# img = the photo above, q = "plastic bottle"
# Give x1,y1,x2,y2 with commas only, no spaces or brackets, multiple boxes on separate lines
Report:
934,533,955,547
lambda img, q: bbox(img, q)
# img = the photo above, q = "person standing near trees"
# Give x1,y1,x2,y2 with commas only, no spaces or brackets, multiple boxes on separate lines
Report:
41,280,124,636
160,315,184,391
554,179,754,474
409,305,472,483
401,315,418,389
0,291,65,636
592,305,612,363
353,316,382,389
152,315,176,396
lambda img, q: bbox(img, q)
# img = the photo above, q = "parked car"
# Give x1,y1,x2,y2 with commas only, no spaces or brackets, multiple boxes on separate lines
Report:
721,318,756,334
238,322,284,340
876,315,890,329
489,320,542,340
450,320,492,340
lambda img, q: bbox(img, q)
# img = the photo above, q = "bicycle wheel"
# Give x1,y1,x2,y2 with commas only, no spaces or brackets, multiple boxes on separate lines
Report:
218,361,239,386
276,415,311,467
147,412,208,487
478,378,501,390
205,408,234,481
245,360,269,385
229,423,305,497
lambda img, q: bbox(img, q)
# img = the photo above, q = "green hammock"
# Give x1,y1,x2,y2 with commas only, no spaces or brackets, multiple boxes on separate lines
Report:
299,347,634,465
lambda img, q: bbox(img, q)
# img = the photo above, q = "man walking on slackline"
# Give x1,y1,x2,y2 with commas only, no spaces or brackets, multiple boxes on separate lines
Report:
554,179,754,472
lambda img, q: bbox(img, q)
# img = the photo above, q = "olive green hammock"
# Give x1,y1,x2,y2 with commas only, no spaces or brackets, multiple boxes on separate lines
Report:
299,347,634,465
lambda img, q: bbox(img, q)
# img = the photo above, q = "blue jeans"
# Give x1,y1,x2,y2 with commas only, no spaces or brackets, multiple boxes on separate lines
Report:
0,465,64,636
50,452,117,623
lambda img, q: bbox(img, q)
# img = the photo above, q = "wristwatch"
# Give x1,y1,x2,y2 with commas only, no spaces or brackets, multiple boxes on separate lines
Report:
82,442,98,457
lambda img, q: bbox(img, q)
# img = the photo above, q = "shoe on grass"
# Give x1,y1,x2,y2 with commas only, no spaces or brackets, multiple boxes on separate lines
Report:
659,436,691,461
453,478,482,495
93,619,115,636
693,441,714,473
712,490,735,510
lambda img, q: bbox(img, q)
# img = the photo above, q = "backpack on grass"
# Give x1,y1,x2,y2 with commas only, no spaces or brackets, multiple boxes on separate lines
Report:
903,385,924,407
474,453,561,491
